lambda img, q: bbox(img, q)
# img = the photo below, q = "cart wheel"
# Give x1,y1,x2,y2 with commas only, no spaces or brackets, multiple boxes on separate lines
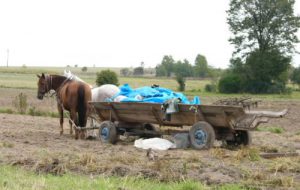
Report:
189,121,215,150
99,121,118,144
226,130,252,146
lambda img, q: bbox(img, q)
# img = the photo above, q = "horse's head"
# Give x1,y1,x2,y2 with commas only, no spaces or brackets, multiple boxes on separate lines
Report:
37,73,50,100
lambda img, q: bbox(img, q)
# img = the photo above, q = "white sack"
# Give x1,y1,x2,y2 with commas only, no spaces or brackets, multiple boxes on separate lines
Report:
91,84,120,102
134,138,176,150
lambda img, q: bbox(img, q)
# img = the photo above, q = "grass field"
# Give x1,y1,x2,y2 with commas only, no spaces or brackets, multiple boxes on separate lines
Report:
1,66,300,100
0,165,245,190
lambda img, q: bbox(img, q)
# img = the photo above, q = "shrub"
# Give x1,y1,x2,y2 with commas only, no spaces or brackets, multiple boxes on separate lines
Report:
120,68,130,76
81,66,88,72
205,83,217,92
176,75,186,91
28,107,44,116
12,93,28,114
96,70,119,86
133,67,144,76
218,73,242,93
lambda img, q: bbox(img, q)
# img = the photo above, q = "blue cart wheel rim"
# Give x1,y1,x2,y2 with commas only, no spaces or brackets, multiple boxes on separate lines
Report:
101,127,110,140
194,129,207,145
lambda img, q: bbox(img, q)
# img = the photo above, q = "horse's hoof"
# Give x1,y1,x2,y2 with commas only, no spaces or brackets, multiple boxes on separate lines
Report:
60,131,63,135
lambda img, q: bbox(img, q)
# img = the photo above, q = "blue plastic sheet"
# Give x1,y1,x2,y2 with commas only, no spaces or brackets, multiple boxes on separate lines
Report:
116,84,200,104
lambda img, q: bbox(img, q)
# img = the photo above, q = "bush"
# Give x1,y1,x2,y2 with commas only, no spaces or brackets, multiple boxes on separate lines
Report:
96,70,119,86
205,83,217,92
28,107,44,116
176,75,186,91
120,68,130,76
81,66,88,72
218,74,242,93
244,80,290,94
133,67,144,76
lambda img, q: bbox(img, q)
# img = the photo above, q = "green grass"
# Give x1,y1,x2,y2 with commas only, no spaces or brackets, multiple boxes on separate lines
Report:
0,107,66,118
0,66,122,75
0,67,210,91
256,126,285,134
1,66,300,100
0,165,248,190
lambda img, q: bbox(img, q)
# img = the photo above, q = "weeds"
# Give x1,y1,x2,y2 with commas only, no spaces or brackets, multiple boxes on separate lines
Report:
0,141,14,148
0,108,14,114
267,176,294,188
235,147,260,161
28,107,44,116
0,106,66,118
76,153,96,166
256,126,284,134
12,92,28,114
34,157,66,176
210,148,227,159
259,145,278,153
110,154,140,165
269,157,300,173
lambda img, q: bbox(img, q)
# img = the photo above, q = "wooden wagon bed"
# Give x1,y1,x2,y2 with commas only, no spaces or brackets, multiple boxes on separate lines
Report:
88,101,288,149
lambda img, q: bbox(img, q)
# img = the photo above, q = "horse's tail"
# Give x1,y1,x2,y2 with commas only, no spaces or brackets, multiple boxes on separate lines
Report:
78,84,87,127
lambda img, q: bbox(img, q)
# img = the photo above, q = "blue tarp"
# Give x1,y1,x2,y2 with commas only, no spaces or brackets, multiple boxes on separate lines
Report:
115,84,200,104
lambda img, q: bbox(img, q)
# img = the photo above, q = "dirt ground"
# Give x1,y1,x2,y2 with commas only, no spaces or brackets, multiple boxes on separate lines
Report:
1,88,300,189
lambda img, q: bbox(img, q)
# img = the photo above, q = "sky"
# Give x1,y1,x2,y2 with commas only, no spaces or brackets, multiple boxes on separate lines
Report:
0,0,299,69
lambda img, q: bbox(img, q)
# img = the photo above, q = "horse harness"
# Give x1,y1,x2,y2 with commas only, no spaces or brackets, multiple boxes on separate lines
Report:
44,74,70,113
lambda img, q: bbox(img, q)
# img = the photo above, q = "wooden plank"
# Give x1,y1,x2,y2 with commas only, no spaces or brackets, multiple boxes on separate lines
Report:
89,102,247,128
108,103,120,121
260,152,299,159
151,106,163,126
197,106,206,122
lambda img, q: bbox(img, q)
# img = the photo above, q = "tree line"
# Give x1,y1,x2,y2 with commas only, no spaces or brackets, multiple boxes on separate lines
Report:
155,55,221,78
101,0,300,94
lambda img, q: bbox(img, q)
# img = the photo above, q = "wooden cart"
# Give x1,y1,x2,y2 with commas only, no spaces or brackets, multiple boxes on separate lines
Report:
88,101,287,149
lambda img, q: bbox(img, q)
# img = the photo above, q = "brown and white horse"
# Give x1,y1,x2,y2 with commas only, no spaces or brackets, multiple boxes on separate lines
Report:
37,73,91,139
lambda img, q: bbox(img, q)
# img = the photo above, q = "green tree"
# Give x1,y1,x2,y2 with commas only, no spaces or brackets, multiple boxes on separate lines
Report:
155,65,168,77
228,0,300,57
227,0,300,93
155,55,175,77
120,68,130,76
194,54,209,78
96,70,119,86
244,49,290,93
133,67,144,76
291,66,300,89
174,59,193,77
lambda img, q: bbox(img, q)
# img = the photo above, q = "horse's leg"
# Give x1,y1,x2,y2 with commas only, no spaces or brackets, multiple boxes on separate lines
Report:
57,105,64,135
70,110,79,139
69,119,73,135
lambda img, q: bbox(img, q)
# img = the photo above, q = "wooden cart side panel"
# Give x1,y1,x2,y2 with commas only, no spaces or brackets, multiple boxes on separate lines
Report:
89,102,245,128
